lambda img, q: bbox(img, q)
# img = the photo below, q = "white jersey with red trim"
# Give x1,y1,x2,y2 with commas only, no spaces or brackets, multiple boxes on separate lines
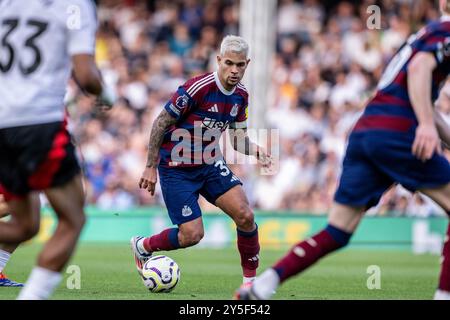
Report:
0,0,97,128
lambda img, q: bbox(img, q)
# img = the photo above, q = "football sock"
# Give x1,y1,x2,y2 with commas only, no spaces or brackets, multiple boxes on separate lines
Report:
143,228,180,252
243,276,255,284
273,224,352,283
17,266,62,300
237,225,260,278
0,249,11,273
438,223,450,292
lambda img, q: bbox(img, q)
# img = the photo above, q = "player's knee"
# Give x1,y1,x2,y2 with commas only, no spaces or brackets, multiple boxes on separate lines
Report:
60,210,86,232
234,206,254,230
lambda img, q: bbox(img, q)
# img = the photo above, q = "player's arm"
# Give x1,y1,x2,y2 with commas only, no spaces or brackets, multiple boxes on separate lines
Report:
228,128,273,168
434,110,450,149
72,54,115,109
139,109,178,195
67,0,115,108
434,79,450,149
145,109,178,169
72,55,101,95
407,52,442,161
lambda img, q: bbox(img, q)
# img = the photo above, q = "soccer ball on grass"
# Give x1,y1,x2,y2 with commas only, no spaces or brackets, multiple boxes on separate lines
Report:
141,255,180,293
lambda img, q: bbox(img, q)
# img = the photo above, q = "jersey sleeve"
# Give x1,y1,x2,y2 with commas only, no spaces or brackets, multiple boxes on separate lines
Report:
164,85,196,121
417,27,450,66
66,0,98,56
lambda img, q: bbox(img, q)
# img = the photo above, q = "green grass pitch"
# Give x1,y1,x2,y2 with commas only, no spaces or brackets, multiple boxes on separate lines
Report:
0,243,441,300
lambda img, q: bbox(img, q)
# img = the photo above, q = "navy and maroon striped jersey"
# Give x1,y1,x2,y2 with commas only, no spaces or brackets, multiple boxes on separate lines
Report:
355,17,450,133
160,72,248,167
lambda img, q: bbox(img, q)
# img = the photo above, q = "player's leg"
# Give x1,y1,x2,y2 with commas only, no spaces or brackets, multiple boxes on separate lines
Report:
136,216,204,254
0,235,23,287
419,183,450,300
0,241,23,287
0,194,23,285
237,203,364,300
0,196,20,284
131,217,204,276
0,194,41,245
234,133,392,299
370,132,450,300
0,193,41,288
215,185,260,283
17,175,86,300
131,166,204,273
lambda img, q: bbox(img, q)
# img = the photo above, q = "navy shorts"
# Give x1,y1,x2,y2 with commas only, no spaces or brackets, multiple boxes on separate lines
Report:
158,159,243,225
334,131,450,209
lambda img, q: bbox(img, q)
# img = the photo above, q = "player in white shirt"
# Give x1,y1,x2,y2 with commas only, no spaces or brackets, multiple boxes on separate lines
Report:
0,0,115,299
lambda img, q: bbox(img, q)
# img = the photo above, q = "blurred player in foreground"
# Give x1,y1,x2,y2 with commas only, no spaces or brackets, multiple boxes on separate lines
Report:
236,0,450,300
0,192,22,287
0,0,114,299
132,35,273,284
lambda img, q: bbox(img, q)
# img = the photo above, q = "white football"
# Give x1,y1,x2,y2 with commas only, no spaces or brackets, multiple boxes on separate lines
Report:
141,255,180,293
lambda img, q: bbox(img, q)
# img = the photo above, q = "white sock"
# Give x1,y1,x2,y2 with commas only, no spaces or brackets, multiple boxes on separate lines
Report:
252,268,280,300
434,289,450,300
0,249,11,273
243,276,255,284
137,238,150,254
17,266,62,300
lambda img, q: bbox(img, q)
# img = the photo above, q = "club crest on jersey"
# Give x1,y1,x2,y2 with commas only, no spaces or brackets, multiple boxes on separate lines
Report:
230,104,239,117
175,95,189,109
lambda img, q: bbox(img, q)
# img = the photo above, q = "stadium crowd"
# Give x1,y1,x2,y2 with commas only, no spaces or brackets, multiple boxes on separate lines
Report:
65,0,450,216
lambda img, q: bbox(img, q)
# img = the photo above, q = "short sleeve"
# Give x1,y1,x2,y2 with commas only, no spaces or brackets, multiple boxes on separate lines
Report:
416,26,450,66
66,0,98,56
164,85,195,120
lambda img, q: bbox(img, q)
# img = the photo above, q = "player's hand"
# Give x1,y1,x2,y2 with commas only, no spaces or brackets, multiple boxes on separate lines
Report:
139,166,158,196
256,147,274,171
94,84,116,112
412,123,442,162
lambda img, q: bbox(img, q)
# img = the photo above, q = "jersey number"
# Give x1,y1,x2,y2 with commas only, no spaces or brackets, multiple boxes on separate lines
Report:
214,160,230,177
0,18,48,75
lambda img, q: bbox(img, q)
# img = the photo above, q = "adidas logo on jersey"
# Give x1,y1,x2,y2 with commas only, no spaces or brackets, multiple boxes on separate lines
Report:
208,104,219,112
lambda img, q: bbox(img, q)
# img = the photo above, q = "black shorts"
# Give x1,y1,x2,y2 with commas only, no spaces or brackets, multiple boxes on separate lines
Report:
0,120,80,200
